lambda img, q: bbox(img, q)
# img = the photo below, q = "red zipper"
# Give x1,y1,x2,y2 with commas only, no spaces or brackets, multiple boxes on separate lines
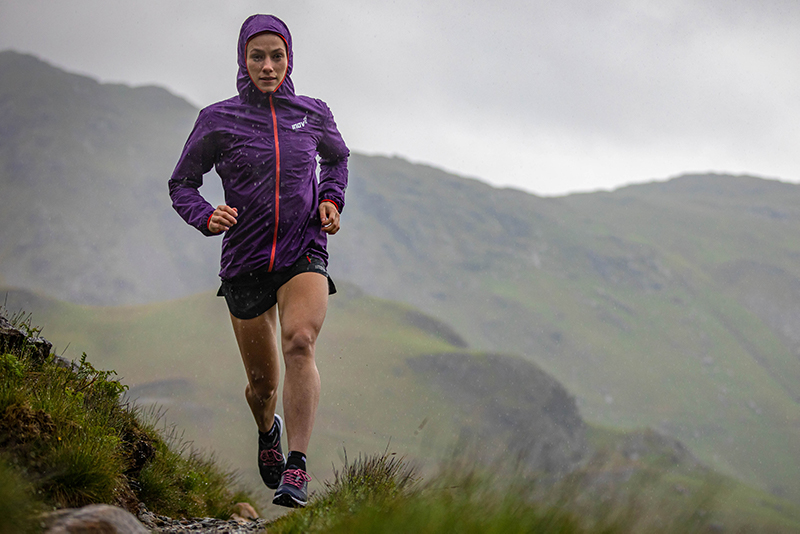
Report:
268,94,281,271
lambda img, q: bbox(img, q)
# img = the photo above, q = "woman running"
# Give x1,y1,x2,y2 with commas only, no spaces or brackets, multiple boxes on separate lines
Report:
168,14,349,508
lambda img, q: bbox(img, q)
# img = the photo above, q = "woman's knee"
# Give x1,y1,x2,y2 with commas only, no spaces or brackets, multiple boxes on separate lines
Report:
282,326,318,360
246,375,278,402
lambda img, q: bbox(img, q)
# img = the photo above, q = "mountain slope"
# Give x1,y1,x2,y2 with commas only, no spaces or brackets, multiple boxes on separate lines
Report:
0,283,586,498
329,157,800,501
0,50,222,304
2,50,800,503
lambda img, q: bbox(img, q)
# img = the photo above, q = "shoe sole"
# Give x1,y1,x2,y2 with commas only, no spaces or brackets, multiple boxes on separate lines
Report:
264,476,284,490
272,491,307,508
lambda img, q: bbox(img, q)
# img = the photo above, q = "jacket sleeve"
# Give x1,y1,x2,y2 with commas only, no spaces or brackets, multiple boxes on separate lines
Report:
316,102,349,213
168,109,220,236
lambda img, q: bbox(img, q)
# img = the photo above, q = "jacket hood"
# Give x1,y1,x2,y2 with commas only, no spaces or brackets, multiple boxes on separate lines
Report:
237,14,295,103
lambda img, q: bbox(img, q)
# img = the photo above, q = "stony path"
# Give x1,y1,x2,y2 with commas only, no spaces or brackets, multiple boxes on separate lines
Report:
137,504,270,533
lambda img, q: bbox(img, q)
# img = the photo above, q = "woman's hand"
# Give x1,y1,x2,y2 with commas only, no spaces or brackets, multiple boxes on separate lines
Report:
208,205,238,233
319,201,340,234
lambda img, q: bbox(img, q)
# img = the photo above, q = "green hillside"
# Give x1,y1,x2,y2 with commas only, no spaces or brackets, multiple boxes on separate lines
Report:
1,284,586,504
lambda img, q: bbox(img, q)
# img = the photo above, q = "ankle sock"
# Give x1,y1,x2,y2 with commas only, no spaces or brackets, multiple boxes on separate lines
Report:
286,451,307,471
259,419,280,446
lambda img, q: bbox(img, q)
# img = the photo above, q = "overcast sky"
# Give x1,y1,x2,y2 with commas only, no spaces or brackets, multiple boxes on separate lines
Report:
1,0,798,196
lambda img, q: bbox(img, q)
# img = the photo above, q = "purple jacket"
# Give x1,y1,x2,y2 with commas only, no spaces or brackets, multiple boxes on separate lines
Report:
169,14,349,280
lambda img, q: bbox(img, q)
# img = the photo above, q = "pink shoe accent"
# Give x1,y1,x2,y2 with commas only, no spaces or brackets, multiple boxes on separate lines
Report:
281,468,311,488
260,448,284,465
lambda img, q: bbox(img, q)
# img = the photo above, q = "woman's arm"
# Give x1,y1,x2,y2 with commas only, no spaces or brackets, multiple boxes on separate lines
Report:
168,110,222,236
316,102,349,216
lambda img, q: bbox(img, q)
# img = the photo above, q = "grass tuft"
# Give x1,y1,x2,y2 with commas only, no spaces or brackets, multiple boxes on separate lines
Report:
269,451,590,534
266,448,740,534
136,425,248,519
319,448,418,508
268,449,416,534
43,435,127,507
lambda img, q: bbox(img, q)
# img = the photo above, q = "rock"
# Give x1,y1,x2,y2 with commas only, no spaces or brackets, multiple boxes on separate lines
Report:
0,315,25,353
0,314,52,364
43,504,149,534
25,335,53,363
232,502,259,520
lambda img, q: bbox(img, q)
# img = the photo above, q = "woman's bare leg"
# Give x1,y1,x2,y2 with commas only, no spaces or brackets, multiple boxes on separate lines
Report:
230,306,281,433
276,272,328,454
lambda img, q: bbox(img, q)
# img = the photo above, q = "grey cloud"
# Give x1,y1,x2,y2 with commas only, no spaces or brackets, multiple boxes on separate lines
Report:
1,0,798,194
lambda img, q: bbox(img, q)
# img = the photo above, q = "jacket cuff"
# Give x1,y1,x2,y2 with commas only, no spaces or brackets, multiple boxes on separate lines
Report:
201,209,218,236
320,199,340,212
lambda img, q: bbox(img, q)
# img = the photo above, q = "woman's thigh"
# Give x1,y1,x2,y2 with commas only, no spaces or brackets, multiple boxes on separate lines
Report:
230,306,281,383
276,272,329,350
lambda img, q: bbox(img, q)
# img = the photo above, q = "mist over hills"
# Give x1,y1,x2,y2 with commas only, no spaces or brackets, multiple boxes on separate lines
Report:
2,50,800,505
0,50,220,304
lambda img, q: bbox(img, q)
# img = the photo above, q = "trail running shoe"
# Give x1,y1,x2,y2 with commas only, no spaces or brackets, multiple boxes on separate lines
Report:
258,414,285,489
272,468,311,508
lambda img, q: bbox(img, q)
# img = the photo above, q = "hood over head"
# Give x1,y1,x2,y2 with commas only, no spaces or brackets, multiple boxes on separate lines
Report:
237,14,295,102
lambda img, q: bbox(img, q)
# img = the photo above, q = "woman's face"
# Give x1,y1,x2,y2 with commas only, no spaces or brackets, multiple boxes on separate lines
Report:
246,33,288,93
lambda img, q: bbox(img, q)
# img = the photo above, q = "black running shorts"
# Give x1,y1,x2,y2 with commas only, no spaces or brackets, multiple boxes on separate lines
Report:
217,254,337,320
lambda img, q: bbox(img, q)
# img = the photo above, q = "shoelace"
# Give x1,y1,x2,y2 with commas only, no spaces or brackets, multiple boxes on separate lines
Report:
281,468,311,488
260,448,284,465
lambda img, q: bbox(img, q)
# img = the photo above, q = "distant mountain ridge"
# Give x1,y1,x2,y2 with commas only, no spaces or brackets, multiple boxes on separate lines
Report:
2,50,800,504
0,50,218,305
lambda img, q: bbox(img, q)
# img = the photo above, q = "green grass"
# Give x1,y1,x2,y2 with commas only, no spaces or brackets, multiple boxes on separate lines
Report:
136,426,251,519
0,308,257,520
261,424,800,533
267,449,729,534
